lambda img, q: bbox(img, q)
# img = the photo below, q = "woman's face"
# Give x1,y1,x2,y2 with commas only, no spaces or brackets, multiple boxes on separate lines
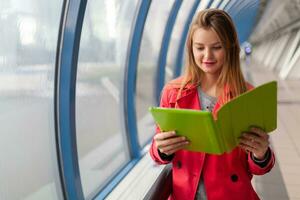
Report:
192,28,225,77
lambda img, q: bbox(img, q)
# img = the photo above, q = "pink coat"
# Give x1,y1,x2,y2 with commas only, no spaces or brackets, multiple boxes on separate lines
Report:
150,77,275,200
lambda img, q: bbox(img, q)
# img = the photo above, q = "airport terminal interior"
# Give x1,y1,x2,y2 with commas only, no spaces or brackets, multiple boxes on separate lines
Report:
1,0,300,199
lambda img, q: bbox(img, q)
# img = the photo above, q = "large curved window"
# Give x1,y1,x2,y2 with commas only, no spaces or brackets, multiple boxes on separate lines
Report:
136,0,174,147
76,0,138,198
0,1,63,199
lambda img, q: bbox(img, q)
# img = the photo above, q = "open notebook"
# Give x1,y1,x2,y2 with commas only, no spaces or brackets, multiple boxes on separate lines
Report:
149,81,277,154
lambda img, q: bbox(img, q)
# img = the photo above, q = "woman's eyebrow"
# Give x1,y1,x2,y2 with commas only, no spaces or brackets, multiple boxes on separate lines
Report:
193,42,221,45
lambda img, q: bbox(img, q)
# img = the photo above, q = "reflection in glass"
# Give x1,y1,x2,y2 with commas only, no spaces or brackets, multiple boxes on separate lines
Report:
136,0,174,147
0,1,64,199
76,0,138,198
165,1,195,83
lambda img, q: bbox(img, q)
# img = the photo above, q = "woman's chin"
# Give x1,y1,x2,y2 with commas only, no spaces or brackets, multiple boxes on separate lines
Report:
202,67,218,73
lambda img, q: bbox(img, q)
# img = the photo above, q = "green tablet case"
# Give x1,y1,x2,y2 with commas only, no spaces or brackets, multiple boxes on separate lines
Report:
149,81,277,154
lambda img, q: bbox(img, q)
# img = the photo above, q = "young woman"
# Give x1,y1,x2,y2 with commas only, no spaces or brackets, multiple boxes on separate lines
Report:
150,9,275,200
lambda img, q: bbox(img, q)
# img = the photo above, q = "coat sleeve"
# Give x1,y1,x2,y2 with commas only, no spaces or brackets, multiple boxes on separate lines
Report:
247,147,275,175
149,85,174,165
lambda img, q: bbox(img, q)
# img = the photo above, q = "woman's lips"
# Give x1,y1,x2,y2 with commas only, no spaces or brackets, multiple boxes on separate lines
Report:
203,61,217,66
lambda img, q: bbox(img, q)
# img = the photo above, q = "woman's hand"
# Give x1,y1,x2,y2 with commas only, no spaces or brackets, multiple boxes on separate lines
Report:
239,127,270,160
154,131,190,155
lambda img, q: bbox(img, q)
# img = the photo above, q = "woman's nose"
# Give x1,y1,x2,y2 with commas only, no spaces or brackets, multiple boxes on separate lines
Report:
204,48,212,59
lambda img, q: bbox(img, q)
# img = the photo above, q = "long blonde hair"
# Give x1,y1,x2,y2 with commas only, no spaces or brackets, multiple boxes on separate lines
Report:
179,9,247,103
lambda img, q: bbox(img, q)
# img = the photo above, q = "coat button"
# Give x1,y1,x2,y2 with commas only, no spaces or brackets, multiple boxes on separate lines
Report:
176,161,182,169
231,174,238,182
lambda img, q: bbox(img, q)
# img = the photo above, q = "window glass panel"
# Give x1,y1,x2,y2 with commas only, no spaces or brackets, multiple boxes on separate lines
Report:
76,0,138,198
0,1,64,199
165,0,195,82
136,0,174,147
275,31,298,72
287,36,300,79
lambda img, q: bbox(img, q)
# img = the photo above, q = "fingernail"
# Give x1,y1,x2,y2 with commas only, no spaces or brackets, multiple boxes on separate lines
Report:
251,127,257,131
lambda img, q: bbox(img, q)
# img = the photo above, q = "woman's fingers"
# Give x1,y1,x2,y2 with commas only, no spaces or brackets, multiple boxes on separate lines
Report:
160,140,190,155
240,133,260,146
239,135,259,151
154,131,176,141
250,127,266,135
238,142,257,152
239,127,270,159
156,135,188,149
240,132,268,146
250,127,269,140
154,131,190,155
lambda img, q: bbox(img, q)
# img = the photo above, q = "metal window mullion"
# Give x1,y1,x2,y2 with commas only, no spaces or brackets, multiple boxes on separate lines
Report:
232,1,261,44
279,29,300,79
92,1,153,199
259,39,275,64
231,1,259,18
210,0,222,8
55,0,87,199
264,37,279,68
230,1,259,20
223,0,237,11
218,0,231,10
270,34,291,70
124,0,152,158
94,1,153,198
266,36,286,69
54,0,68,199
229,0,251,17
206,0,214,9
253,43,263,62
218,0,230,10
286,46,300,79
275,31,298,71
156,0,183,104
266,37,282,68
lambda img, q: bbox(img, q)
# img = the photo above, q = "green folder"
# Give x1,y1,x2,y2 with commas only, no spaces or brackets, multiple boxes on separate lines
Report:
149,81,277,154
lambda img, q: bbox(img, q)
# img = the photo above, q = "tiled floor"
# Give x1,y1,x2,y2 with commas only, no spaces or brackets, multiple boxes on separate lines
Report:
246,60,300,200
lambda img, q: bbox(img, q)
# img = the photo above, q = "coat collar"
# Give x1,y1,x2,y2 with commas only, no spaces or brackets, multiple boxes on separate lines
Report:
169,79,252,119
166,76,234,114
173,83,231,118
176,86,200,110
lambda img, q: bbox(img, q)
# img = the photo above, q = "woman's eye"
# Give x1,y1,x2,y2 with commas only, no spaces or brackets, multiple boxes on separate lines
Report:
213,46,222,50
197,47,204,50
